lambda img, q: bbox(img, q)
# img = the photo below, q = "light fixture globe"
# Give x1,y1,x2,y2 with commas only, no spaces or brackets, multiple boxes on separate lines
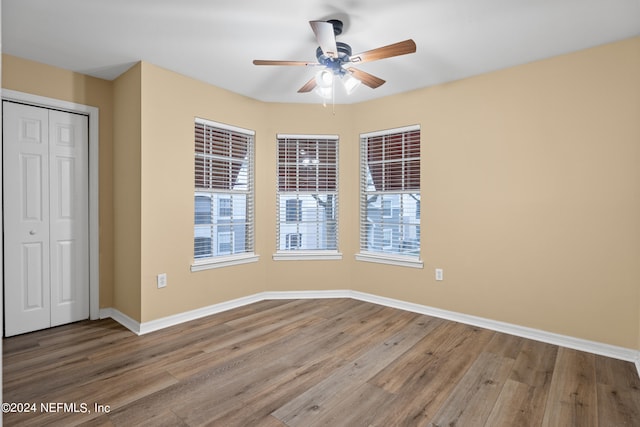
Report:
313,86,332,99
315,69,334,88
342,73,361,95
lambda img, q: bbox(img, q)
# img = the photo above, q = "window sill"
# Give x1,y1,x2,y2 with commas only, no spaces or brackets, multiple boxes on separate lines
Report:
272,251,343,261
191,253,259,272
355,252,423,269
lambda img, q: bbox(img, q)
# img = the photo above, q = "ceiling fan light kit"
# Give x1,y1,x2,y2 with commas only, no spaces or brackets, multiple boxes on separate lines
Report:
316,69,334,87
313,70,333,100
342,73,362,95
253,19,416,101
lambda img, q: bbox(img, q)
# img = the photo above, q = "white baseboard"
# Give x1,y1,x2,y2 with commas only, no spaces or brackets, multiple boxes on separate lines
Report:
348,291,640,365
99,290,351,336
100,290,640,376
99,307,141,335
138,293,267,335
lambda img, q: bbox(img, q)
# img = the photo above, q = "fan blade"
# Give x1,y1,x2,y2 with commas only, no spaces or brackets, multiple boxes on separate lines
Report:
350,39,416,64
298,76,317,93
253,60,317,66
310,21,338,58
349,68,385,89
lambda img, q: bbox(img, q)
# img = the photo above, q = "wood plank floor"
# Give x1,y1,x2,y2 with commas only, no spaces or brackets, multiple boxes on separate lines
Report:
3,298,640,426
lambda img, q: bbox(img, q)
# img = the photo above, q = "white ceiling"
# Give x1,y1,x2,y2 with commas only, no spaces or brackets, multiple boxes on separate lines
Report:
2,0,639,104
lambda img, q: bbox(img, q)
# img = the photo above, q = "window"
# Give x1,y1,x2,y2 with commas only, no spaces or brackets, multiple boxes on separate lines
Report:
286,233,302,250
192,118,258,271
285,199,302,223
358,125,422,268
275,134,341,260
382,199,392,218
218,197,232,217
382,229,393,249
217,231,234,254
194,195,213,258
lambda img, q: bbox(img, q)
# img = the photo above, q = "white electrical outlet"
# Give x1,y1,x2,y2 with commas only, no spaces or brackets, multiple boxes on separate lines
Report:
157,273,167,288
435,268,443,281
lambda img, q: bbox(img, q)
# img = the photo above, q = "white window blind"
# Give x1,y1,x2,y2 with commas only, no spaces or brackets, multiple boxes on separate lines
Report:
359,125,421,261
194,118,255,262
276,134,339,254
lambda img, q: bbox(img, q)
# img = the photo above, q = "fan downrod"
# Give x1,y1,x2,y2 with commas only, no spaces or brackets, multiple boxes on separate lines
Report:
327,19,343,36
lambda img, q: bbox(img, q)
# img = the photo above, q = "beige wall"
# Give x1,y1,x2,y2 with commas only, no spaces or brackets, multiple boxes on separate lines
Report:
352,37,640,349
112,63,142,320
2,55,115,309
137,62,269,321
3,36,639,349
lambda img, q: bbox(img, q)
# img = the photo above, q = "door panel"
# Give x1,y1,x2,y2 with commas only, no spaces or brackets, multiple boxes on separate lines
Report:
22,242,45,309
22,154,45,220
55,157,74,219
4,102,51,336
49,110,89,327
55,240,75,303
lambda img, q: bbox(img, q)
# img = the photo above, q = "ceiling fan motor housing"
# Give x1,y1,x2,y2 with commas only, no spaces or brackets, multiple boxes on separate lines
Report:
316,42,352,75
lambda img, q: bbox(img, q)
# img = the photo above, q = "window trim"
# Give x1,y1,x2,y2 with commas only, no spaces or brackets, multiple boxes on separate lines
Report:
273,250,343,261
194,117,256,136
191,253,260,271
274,133,341,260
191,117,257,271
357,124,423,268
359,125,420,139
355,251,423,269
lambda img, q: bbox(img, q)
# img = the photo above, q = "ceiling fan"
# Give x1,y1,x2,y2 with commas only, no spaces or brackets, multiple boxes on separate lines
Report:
253,19,416,98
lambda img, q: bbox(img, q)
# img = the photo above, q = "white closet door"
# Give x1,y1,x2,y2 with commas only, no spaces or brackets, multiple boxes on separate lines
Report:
3,102,52,336
49,109,89,327
3,102,89,336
